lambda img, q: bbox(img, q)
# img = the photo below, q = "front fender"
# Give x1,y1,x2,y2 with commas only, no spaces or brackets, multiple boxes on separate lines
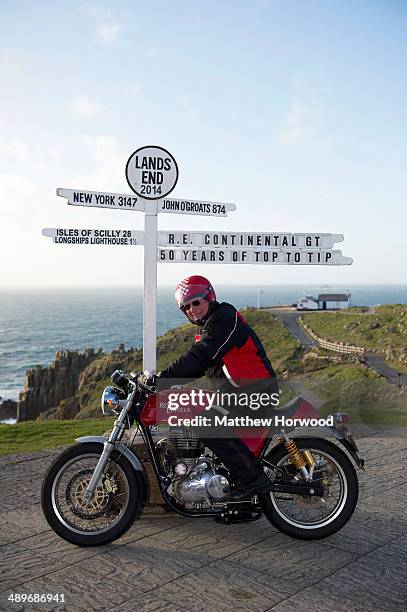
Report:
75,435,148,501
75,435,145,472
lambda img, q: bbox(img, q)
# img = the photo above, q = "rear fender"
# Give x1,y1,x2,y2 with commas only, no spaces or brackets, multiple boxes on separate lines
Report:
322,427,365,470
285,401,365,470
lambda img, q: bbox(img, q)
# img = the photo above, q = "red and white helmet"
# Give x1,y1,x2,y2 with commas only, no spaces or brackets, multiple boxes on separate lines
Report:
175,275,216,309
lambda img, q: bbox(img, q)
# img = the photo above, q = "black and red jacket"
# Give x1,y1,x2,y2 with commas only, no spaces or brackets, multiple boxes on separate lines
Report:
159,302,277,390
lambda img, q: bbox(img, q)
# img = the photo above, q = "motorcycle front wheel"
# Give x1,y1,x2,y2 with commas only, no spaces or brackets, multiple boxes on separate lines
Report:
41,442,143,546
260,437,358,540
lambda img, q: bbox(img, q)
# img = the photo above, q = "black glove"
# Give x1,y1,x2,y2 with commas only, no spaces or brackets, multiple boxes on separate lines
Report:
136,371,156,393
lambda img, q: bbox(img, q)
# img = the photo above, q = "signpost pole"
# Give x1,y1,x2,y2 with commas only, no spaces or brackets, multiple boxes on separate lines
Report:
143,201,158,373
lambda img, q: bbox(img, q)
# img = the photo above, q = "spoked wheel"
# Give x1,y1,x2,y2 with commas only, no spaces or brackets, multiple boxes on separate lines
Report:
260,438,358,539
42,443,143,546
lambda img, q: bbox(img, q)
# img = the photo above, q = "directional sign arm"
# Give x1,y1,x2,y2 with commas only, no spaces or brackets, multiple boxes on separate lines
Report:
57,188,146,212
158,231,343,248
157,198,236,217
157,247,353,265
42,227,144,245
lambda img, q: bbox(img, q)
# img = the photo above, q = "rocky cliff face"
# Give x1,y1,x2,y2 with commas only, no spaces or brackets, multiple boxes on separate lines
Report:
0,399,18,421
18,349,102,421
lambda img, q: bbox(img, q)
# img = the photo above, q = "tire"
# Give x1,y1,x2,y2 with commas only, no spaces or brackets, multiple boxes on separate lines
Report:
41,443,143,546
260,437,358,540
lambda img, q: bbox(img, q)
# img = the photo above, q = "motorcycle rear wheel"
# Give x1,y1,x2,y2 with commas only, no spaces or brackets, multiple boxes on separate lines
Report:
260,437,358,540
41,442,143,546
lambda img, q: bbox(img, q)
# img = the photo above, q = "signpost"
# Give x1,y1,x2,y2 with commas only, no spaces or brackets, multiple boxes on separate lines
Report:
45,145,353,374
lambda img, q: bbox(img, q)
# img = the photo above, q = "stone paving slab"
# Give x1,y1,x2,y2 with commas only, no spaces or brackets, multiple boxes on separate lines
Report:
0,507,49,546
271,555,407,612
1,566,139,612
149,558,297,611
114,593,191,611
0,435,406,611
225,534,359,589
143,515,281,560
310,513,400,555
73,540,210,592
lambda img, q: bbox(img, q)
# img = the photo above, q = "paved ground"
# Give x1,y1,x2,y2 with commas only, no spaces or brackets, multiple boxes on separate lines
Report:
1,432,406,611
364,352,407,386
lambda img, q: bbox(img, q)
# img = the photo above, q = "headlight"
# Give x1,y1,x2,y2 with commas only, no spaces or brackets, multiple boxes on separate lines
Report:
101,386,128,416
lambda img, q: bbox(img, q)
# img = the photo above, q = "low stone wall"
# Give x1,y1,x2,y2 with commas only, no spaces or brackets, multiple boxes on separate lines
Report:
130,435,169,514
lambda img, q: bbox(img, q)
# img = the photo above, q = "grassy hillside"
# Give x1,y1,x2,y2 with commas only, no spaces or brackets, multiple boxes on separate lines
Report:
303,305,407,351
0,418,115,457
304,363,407,426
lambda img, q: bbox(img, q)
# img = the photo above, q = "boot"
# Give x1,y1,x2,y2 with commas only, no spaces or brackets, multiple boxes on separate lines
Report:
228,472,272,501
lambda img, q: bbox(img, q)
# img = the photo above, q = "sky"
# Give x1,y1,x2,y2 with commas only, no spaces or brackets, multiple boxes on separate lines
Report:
0,0,406,288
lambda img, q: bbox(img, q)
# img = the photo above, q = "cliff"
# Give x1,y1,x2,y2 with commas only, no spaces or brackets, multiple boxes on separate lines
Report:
18,348,103,421
0,399,18,421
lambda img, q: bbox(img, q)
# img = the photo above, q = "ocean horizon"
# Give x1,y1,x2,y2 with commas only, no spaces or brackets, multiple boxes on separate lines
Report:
1,284,407,403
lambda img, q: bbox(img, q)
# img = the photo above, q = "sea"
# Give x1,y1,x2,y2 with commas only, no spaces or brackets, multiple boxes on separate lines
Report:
1,285,407,412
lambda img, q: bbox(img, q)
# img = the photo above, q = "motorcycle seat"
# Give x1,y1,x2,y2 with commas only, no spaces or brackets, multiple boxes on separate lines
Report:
275,396,305,417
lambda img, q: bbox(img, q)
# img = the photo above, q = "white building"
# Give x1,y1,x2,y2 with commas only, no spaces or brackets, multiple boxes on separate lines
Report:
297,291,351,310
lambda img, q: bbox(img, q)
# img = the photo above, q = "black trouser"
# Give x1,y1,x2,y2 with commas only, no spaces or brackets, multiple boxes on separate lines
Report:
198,428,264,484
193,378,279,484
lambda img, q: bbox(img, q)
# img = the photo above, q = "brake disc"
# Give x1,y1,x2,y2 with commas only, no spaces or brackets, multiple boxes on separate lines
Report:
66,468,114,519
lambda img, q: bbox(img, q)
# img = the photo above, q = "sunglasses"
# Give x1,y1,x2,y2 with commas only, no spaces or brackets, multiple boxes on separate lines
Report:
181,298,205,312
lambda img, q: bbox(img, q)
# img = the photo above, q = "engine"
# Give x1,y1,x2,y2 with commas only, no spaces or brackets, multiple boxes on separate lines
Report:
173,457,231,506
156,425,231,508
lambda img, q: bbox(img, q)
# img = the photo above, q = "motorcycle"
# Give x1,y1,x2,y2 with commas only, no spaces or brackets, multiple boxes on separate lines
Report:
41,369,364,546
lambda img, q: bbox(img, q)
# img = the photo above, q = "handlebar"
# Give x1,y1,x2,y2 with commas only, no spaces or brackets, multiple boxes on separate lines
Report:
110,369,156,395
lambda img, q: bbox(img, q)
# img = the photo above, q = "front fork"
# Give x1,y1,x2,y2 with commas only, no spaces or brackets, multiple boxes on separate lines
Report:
82,391,135,503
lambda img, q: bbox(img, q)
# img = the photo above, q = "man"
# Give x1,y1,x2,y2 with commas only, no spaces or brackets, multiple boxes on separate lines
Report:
158,275,279,501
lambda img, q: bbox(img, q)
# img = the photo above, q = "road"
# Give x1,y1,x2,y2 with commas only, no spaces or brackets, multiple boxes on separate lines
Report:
271,310,316,348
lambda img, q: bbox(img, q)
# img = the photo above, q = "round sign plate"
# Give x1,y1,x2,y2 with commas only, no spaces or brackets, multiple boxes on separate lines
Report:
125,145,179,200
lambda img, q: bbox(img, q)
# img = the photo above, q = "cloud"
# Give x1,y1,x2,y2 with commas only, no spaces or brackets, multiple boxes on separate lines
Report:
73,94,103,117
81,6,122,45
73,136,126,191
96,20,120,45
0,137,30,163
277,100,311,146
0,173,42,225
